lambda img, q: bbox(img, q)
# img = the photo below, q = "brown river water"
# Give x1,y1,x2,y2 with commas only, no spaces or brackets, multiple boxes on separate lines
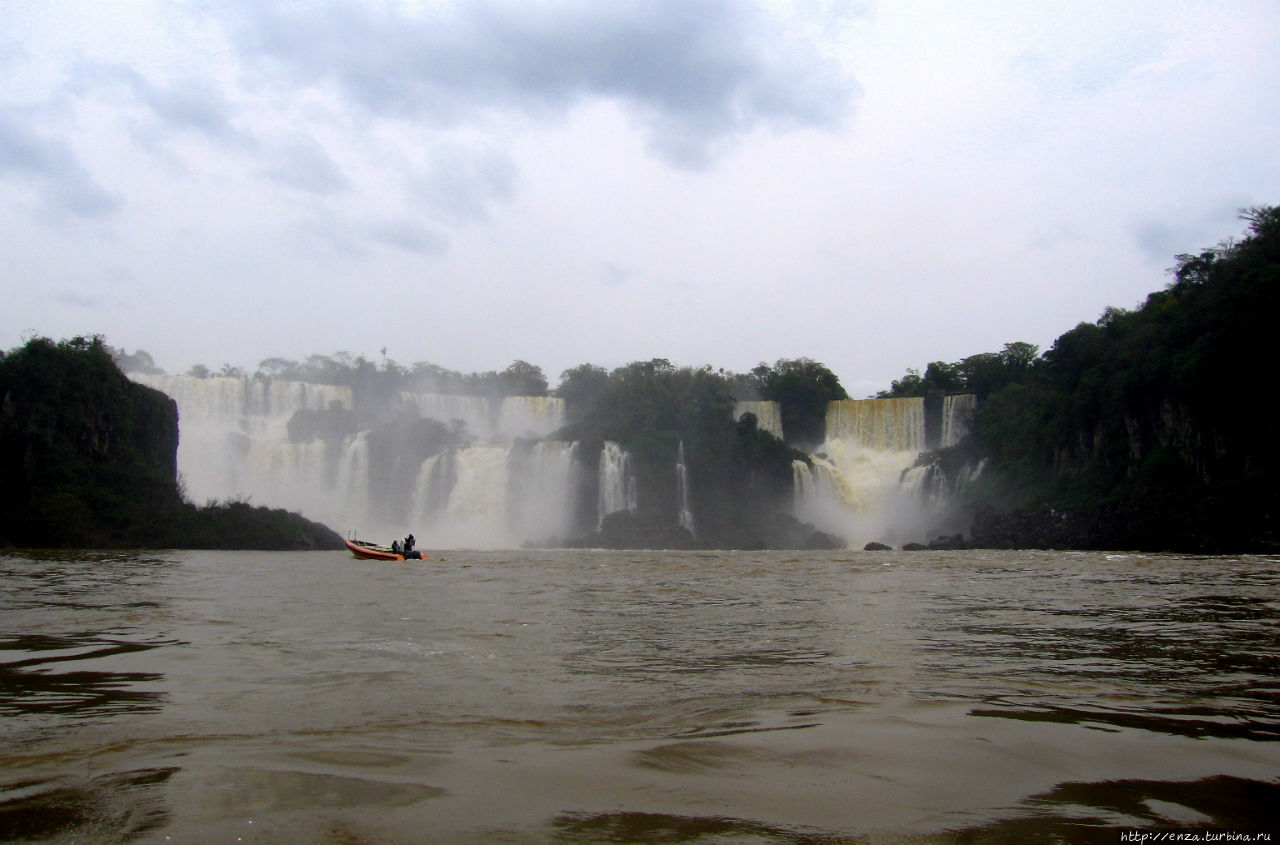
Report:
1,548,1277,843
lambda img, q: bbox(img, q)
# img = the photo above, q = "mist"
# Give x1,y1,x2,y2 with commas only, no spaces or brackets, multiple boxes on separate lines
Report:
126,361,976,550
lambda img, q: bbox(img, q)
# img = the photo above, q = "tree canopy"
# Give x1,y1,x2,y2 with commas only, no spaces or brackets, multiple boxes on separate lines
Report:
954,207,1277,549
749,358,848,447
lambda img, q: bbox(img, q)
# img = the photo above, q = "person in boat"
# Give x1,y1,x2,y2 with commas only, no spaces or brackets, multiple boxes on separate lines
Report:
391,538,401,554
404,534,415,553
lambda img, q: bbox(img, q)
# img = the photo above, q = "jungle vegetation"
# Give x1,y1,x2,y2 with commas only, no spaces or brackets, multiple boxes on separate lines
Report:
881,206,1280,550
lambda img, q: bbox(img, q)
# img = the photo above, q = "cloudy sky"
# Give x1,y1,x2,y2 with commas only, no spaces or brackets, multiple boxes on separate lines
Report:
3,0,1277,395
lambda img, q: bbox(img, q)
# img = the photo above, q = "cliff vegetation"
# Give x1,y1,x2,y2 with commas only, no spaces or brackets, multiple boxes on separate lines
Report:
0,336,343,550
883,206,1280,552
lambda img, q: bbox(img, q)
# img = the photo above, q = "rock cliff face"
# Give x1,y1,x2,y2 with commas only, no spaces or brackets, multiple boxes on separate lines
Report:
0,336,342,550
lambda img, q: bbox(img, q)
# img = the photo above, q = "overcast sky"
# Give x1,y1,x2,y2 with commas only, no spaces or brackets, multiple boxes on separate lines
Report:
3,0,1277,396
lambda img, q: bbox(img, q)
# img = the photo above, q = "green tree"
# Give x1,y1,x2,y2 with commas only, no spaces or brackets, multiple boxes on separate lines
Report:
751,358,848,447
110,347,164,374
878,368,924,398
257,357,300,379
500,360,548,396
555,363,610,420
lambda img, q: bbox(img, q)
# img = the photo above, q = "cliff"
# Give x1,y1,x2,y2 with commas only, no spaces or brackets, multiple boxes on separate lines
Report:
958,206,1280,552
0,336,342,550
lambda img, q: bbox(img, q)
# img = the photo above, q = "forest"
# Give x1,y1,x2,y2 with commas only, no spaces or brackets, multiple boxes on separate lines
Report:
880,206,1279,551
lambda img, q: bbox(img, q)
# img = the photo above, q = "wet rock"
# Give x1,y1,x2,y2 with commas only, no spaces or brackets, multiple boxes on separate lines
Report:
928,534,967,550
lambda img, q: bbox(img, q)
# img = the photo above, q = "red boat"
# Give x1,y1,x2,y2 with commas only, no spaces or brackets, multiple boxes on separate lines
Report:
345,538,428,561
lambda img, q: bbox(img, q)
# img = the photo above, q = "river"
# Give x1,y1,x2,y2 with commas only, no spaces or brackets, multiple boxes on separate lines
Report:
1,548,1277,842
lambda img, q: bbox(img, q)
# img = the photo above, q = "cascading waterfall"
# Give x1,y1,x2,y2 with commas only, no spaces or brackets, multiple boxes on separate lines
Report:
941,393,977,448
953,457,987,493
393,393,567,442
795,398,928,547
825,398,926,453
900,462,949,511
509,441,579,544
676,441,695,537
794,394,980,547
131,373,583,548
131,370,975,550
405,439,578,548
733,401,783,438
439,445,512,546
396,392,495,440
598,441,638,527
129,373,353,509
334,432,373,528
497,396,566,440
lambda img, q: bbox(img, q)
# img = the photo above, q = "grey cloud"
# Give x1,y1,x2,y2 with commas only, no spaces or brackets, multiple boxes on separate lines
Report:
263,134,350,194
367,218,450,254
72,62,253,147
292,210,449,259
0,110,121,218
221,0,859,169
408,144,518,224
136,77,248,143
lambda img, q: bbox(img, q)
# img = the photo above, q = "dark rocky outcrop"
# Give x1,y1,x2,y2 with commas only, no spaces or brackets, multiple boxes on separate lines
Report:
0,336,342,550
968,500,1278,554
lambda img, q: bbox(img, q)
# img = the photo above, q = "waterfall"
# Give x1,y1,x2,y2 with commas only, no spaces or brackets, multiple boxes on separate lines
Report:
598,441,637,526
954,457,987,492
793,395,983,547
794,453,858,512
410,452,453,525
941,393,977,448
793,460,816,506
396,392,495,440
334,432,373,528
734,401,783,438
129,373,353,506
497,396,566,440
439,445,511,546
676,441,695,537
825,398,926,452
509,441,579,544
790,397,933,547
900,462,949,511
243,437,335,520
131,372,585,548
